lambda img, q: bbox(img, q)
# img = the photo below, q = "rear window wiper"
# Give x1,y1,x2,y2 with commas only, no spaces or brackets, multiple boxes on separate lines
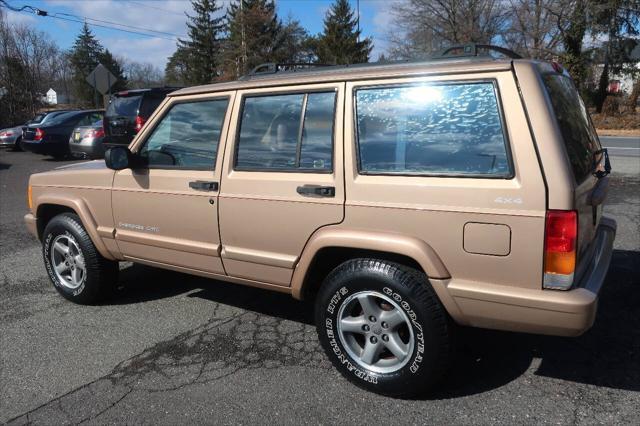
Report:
593,148,611,179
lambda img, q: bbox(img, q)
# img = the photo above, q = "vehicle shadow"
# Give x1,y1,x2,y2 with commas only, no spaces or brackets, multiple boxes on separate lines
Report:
0,161,10,170
107,249,639,398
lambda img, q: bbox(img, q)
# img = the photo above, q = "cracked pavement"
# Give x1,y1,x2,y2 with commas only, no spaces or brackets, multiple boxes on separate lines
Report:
1,151,639,425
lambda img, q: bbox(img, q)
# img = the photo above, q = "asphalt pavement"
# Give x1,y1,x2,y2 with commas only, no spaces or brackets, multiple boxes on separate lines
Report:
600,135,640,157
1,147,639,425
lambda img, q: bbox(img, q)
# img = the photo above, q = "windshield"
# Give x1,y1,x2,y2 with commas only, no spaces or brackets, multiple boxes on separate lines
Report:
107,95,142,117
542,74,601,182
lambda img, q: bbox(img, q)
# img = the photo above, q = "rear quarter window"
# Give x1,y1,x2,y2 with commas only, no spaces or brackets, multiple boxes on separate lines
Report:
542,74,601,182
355,81,512,177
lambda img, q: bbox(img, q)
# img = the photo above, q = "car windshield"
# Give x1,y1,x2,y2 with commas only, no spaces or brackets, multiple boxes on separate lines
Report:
92,120,103,127
108,95,142,116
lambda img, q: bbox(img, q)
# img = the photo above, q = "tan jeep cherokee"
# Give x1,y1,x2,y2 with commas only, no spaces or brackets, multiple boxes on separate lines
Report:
24,45,616,397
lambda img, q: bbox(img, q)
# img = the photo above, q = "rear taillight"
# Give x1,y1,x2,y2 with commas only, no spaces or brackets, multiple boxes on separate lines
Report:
134,116,146,133
0,131,13,137
34,128,45,141
544,210,577,290
89,128,105,138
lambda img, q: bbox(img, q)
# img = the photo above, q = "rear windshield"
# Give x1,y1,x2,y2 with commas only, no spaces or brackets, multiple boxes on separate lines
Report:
107,95,142,117
542,74,601,182
43,112,81,126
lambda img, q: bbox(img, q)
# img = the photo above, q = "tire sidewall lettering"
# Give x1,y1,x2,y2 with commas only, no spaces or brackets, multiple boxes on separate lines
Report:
324,285,379,384
383,286,425,374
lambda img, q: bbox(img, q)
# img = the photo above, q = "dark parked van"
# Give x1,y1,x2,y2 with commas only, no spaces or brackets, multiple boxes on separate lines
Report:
103,87,180,146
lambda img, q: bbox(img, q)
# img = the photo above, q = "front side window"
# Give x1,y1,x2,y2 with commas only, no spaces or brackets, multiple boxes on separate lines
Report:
355,82,511,177
139,99,229,170
235,91,336,171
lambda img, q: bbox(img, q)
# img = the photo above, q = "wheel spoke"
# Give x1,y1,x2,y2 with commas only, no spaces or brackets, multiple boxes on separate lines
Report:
74,255,85,269
53,241,69,256
357,294,381,318
340,316,367,334
384,333,409,359
380,309,406,330
55,262,69,275
360,341,382,365
71,268,82,286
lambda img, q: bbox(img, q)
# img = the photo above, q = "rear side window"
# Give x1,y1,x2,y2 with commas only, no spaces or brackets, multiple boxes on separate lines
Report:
139,99,229,170
108,96,142,117
235,91,336,172
542,74,601,182
355,82,511,177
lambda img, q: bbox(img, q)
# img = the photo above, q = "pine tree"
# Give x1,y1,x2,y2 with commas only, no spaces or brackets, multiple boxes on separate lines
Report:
69,23,103,105
223,0,283,78
175,0,225,85
315,0,373,65
165,46,191,86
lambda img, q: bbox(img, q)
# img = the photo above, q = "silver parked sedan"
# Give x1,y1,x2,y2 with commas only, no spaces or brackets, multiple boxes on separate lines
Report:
69,120,106,159
0,125,24,150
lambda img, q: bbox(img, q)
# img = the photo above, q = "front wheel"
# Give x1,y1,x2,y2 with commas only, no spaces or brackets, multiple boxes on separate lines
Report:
42,213,118,304
315,259,450,397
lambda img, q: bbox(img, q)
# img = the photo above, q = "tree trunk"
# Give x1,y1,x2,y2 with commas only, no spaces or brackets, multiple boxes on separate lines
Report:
595,61,610,114
628,79,640,111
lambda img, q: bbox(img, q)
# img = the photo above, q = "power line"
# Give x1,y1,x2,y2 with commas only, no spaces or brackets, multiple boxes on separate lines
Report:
54,12,187,39
0,1,186,41
125,1,185,17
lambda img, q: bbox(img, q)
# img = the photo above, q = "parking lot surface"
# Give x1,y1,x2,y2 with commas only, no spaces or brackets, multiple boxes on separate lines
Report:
1,150,638,425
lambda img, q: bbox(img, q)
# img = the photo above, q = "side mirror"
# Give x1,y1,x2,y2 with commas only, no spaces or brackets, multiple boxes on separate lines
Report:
104,146,131,170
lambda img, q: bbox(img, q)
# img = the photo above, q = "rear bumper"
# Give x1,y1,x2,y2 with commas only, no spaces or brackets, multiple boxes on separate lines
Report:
70,142,105,159
442,217,617,336
21,140,67,156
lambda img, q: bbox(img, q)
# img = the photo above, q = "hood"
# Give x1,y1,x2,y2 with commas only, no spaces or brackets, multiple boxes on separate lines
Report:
55,160,107,171
30,160,114,188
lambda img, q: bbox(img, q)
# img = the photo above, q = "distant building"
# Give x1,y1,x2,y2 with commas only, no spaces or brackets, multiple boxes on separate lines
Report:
46,88,57,105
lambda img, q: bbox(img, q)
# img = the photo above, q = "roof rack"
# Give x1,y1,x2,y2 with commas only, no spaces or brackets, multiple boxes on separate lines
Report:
431,43,522,60
242,62,332,79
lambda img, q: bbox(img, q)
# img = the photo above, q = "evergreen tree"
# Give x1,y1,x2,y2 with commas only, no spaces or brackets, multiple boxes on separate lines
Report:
69,23,103,105
175,0,225,85
315,0,372,65
165,46,191,85
223,0,283,78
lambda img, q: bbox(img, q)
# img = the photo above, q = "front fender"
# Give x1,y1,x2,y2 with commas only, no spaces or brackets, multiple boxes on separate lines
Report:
34,194,116,261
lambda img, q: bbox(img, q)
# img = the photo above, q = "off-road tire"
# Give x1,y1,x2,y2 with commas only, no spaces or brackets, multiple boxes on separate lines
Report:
315,258,450,397
42,213,118,304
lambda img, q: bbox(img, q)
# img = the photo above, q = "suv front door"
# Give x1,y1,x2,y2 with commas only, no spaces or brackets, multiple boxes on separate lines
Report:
112,93,234,274
218,83,345,286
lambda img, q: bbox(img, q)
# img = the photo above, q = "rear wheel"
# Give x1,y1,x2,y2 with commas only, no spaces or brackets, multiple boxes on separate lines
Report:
315,259,450,397
42,213,118,304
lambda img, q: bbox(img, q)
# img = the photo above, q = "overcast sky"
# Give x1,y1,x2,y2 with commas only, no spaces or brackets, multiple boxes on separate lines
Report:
4,0,397,70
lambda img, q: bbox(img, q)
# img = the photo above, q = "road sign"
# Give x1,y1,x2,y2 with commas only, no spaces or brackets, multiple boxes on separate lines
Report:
86,64,118,95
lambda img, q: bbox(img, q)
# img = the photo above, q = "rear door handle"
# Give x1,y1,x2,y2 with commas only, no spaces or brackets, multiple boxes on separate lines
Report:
189,180,218,191
296,185,335,197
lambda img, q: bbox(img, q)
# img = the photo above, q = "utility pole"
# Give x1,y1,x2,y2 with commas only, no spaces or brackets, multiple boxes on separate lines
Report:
356,0,360,42
240,0,247,76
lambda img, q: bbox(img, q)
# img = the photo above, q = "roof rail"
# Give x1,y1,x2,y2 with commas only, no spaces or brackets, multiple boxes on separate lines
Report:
243,62,332,79
431,43,522,60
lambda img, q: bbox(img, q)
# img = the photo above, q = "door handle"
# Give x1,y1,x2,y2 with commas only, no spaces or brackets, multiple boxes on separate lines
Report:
189,180,218,191
296,185,335,197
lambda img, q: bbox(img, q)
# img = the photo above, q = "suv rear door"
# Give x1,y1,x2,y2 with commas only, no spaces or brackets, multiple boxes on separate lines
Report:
540,69,607,278
218,83,345,286
104,93,144,146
